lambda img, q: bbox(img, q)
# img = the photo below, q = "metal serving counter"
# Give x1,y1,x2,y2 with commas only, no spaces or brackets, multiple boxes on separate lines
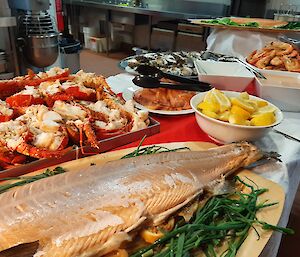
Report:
62,0,230,53
63,0,230,19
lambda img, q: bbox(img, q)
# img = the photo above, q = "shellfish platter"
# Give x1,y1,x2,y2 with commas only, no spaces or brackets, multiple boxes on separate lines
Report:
119,51,203,77
246,41,300,73
0,142,286,257
0,67,160,176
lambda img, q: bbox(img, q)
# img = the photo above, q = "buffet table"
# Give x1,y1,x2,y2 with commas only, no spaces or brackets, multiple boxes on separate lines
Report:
108,73,300,257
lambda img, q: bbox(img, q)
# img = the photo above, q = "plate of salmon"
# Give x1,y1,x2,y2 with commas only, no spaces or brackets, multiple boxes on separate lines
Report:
123,85,196,115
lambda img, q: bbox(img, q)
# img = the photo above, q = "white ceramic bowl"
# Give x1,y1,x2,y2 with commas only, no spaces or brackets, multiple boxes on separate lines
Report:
190,91,283,144
194,60,255,92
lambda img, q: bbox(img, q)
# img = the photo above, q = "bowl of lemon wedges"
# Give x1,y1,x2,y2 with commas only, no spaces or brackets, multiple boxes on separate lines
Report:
190,89,283,143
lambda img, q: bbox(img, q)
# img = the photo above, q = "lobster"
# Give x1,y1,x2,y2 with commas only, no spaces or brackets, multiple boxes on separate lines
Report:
0,100,15,122
0,106,70,160
6,86,44,108
39,80,97,107
0,68,71,100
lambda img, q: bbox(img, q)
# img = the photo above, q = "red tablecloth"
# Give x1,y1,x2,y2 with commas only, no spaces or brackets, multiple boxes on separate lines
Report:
120,114,215,149
120,82,257,149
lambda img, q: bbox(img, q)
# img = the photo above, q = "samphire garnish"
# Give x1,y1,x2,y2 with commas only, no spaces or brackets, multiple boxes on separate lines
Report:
0,166,65,194
131,177,294,257
121,136,190,159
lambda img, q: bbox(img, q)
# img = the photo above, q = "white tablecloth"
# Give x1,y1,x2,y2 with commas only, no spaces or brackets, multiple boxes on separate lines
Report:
255,113,300,257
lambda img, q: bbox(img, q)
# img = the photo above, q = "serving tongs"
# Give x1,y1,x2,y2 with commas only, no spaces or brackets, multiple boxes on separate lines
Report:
200,51,267,79
278,35,300,51
133,65,211,92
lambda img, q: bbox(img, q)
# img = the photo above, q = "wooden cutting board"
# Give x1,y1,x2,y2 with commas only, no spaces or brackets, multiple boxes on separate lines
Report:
0,142,285,257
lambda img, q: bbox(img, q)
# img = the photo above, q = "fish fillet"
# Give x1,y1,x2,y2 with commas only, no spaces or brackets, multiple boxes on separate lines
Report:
0,142,261,257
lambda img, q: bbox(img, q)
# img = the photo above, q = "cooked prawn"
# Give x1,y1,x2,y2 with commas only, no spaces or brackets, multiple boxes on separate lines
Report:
247,41,300,72
282,56,300,72
255,50,276,69
269,42,294,56
286,50,299,58
270,56,283,67
246,49,271,65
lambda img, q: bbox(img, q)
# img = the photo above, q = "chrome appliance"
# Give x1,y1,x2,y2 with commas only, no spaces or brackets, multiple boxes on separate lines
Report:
9,0,59,71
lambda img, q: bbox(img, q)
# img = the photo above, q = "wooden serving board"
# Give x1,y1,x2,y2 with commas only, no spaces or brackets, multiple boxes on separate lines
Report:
0,142,285,257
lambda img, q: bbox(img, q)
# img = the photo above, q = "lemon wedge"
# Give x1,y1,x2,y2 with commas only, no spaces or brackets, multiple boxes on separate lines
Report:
231,105,251,120
203,91,214,103
197,101,219,113
231,97,256,113
246,100,258,111
203,90,220,106
250,112,276,126
240,92,250,100
211,89,231,113
256,100,268,107
219,111,230,122
140,229,164,244
201,109,218,119
253,105,276,115
228,113,248,125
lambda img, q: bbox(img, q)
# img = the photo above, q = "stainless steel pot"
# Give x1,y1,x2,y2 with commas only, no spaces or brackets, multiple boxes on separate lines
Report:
0,51,7,73
22,33,59,68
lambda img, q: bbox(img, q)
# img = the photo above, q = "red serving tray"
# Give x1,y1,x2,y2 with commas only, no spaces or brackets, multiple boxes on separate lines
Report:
0,117,160,179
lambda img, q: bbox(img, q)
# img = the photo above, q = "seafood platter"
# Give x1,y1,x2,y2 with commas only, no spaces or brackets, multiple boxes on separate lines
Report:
0,44,296,257
246,41,300,111
246,41,300,73
0,67,160,175
122,79,198,115
119,51,203,77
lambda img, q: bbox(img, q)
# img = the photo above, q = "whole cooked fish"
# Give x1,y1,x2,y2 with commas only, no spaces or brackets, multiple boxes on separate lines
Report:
0,143,261,257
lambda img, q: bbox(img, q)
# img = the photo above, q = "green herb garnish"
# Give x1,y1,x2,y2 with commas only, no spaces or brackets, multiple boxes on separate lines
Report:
0,167,66,194
278,21,300,30
121,136,190,159
201,18,259,28
131,176,294,257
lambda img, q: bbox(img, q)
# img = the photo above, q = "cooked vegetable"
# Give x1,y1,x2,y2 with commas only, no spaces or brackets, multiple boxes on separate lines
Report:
131,177,294,257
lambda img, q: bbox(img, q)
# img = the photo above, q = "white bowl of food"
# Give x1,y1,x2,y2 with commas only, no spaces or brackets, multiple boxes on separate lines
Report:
190,89,283,143
194,60,255,92
246,41,300,74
